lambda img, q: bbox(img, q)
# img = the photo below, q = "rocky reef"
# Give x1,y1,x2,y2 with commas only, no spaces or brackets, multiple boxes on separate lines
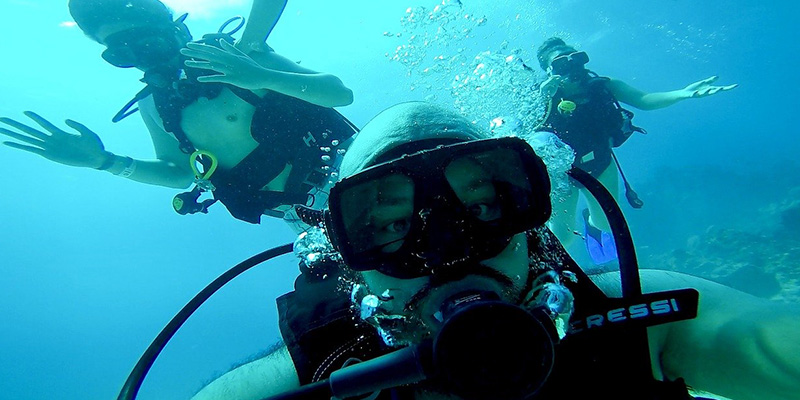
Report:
646,192,800,303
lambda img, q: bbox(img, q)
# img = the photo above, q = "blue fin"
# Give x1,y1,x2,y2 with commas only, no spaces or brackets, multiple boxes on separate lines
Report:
583,209,618,265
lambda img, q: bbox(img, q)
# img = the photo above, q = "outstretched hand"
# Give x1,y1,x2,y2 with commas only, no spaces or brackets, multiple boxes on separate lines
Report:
180,40,270,91
682,76,738,99
0,111,110,168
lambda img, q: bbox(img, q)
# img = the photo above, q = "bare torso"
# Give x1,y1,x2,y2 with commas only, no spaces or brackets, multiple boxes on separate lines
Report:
180,87,260,170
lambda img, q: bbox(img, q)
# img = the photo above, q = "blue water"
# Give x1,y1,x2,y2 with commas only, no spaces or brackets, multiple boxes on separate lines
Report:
0,1,797,399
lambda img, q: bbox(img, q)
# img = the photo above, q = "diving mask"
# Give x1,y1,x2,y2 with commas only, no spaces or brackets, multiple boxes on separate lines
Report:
101,26,185,69
549,51,589,77
325,137,552,279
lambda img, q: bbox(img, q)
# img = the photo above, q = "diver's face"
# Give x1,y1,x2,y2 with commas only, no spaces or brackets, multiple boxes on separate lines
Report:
95,22,184,71
355,157,532,336
547,51,589,83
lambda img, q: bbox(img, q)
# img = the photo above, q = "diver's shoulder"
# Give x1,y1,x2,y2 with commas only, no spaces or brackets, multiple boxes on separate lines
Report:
192,344,300,400
589,269,710,298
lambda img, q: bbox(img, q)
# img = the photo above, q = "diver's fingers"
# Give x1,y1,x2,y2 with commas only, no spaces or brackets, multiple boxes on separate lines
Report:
184,60,220,72
0,127,47,146
24,111,70,136
3,141,46,156
195,74,228,84
695,88,713,97
721,84,738,91
703,76,719,84
64,120,101,142
179,48,221,63
0,116,51,140
180,49,211,62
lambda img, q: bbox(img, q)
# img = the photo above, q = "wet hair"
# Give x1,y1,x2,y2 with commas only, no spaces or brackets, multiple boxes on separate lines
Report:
68,0,174,42
536,37,578,71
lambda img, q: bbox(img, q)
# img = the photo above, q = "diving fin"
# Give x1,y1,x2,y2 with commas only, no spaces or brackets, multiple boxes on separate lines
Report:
583,209,618,265
624,182,644,209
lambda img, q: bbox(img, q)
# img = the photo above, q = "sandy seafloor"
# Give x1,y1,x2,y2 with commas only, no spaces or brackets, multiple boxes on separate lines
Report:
0,1,797,399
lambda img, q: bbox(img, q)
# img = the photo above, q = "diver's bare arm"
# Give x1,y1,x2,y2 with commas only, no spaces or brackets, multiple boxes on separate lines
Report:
606,79,685,110
630,270,800,400
182,41,354,108
106,106,196,189
259,66,353,107
237,0,287,52
608,77,737,111
0,111,192,189
237,0,351,107
100,157,192,188
239,48,353,107
191,344,301,400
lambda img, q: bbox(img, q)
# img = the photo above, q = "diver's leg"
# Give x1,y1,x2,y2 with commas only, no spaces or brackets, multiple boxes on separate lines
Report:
585,162,620,232
546,183,581,247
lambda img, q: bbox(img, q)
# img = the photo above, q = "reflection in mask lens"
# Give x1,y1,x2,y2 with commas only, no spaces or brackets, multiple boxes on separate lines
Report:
340,173,415,254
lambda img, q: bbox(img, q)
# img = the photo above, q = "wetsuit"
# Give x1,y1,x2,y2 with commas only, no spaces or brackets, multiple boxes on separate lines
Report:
150,78,358,223
538,75,641,176
276,227,695,399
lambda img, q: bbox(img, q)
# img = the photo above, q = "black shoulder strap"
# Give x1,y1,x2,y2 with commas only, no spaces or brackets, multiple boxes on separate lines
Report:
277,265,386,384
150,86,197,154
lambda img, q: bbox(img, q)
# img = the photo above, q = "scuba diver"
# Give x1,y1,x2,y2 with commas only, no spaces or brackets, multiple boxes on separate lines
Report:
0,0,358,232
186,102,799,400
531,37,737,254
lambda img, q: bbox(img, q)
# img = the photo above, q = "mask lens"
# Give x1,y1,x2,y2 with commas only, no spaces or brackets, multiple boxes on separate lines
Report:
101,47,137,68
572,51,589,65
101,28,179,68
339,172,415,255
550,51,589,76
445,147,533,224
550,56,569,75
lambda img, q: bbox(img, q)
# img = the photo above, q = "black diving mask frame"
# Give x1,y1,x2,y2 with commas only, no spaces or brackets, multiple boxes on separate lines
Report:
550,51,590,77
100,14,191,69
324,137,552,279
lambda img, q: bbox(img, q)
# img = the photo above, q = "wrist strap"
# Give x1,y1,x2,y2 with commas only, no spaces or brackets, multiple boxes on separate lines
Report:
95,152,116,171
118,157,137,178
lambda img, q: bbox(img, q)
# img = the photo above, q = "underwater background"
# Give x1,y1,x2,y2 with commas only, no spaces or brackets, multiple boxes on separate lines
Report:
0,0,797,399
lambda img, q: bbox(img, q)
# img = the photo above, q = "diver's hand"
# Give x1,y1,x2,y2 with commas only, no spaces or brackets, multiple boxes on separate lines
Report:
680,76,738,99
539,75,564,98
181,40,271,90
0,111,111,168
